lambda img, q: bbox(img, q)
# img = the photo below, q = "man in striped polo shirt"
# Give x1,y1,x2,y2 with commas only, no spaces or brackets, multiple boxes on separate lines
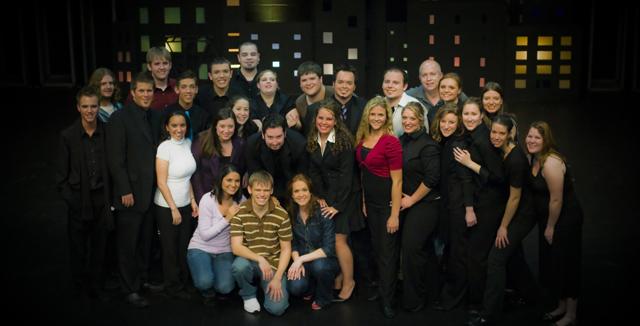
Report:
230,171,292,315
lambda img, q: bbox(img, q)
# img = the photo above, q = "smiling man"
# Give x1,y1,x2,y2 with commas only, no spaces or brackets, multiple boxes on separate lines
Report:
57,86,113,302
164,70,208,141
382,67,428,136
196,57,244,118
230,171,292,316
231,41,261,97
291,61,334,131
138,47,178,111
244,114,308,202
107,72,162,308
305,64,365,136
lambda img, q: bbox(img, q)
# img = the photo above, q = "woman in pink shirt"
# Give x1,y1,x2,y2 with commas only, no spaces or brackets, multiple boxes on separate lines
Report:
354,96,403,318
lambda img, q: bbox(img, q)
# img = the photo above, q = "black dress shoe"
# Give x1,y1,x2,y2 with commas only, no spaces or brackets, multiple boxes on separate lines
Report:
542,312,563,322
142,282,165,293
203,295,216,306
366,287,380,301
406,302,425,312
382,305,396,319
125,292,149,308
169,290,192,300
466,315,492,326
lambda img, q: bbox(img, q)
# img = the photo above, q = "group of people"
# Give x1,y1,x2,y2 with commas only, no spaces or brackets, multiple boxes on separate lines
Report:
56,41,583,326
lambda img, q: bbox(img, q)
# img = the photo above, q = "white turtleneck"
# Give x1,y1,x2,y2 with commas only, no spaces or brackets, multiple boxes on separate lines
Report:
154,137,196,207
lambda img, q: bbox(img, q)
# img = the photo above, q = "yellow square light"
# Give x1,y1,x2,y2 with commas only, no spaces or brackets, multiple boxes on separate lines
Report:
516,51,528,60
559,80,571,89
515,65,527,74
537,51,552,60
516,36,528,46
537,36,553,46
560,51,572,60
536,65,552,74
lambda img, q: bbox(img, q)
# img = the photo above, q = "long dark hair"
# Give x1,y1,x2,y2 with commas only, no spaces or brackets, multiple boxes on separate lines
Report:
286,174,320,224
306,99,354,154
161,110,191,140
211,164,243,203
199,107,235,157
492,113,519,145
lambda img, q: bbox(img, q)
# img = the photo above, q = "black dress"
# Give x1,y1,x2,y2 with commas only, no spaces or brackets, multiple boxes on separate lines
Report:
530,158,583,300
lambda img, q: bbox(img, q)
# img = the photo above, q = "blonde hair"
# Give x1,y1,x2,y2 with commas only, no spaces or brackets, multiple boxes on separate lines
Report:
401,101,425,131
355,96,394,145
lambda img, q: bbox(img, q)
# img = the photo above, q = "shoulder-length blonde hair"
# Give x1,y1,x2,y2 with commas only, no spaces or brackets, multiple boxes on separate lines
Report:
355,96,394,145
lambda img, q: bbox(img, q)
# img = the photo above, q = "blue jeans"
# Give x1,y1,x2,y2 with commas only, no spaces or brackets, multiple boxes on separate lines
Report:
187,249,235,296
231,257,289,316
287,257,338,307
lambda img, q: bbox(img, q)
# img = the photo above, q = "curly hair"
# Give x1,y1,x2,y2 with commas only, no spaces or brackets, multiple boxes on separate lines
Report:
306,99,354,155
88,67,122,103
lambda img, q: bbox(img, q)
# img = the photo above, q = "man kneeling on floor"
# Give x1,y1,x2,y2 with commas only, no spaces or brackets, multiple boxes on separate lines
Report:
230,170,292,315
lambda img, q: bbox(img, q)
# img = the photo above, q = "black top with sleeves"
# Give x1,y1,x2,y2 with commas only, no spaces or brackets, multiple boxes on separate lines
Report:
439,134,475,209
400,129,441,202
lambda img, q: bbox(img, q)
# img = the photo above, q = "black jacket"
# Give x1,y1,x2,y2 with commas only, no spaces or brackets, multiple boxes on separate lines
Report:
245,128,309,200
56,119,113,225
107,103,162,212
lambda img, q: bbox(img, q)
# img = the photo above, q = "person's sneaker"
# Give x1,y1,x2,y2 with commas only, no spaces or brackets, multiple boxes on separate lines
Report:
243,298,261,313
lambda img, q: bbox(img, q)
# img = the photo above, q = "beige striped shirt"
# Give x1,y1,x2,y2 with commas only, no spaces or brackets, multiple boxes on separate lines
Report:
230,199,292,269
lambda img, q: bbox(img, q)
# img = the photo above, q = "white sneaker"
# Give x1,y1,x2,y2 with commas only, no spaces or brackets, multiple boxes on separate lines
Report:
243,298,261,313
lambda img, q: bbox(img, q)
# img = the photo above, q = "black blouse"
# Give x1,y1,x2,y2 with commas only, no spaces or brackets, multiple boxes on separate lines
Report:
400,130,441,202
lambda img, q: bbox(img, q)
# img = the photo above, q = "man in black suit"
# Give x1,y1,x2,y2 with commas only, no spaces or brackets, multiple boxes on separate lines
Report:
245,114,308,202
304,64,365,136
56,86,113,300
107,72,162,308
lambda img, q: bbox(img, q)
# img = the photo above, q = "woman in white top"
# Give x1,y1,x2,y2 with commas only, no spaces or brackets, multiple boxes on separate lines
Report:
154,110,198,299
187,164,244,304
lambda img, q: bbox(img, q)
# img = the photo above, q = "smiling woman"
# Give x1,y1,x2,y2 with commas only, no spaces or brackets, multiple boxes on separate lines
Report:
153,109,198,301
354,96,403,318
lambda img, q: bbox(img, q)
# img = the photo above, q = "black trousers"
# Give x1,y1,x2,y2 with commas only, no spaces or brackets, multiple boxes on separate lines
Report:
440,206,467,309
155,205,192,293
67,189,110,292
351,222,378,287
116,206,154,294
367,204,400,307
467,204,503,306
483,211,538,319
401,200,439,309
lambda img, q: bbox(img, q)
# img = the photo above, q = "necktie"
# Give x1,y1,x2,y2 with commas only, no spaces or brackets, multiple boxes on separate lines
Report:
340,105,348,123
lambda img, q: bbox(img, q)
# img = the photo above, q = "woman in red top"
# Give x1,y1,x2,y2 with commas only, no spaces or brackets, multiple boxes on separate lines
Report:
354,96,402,318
